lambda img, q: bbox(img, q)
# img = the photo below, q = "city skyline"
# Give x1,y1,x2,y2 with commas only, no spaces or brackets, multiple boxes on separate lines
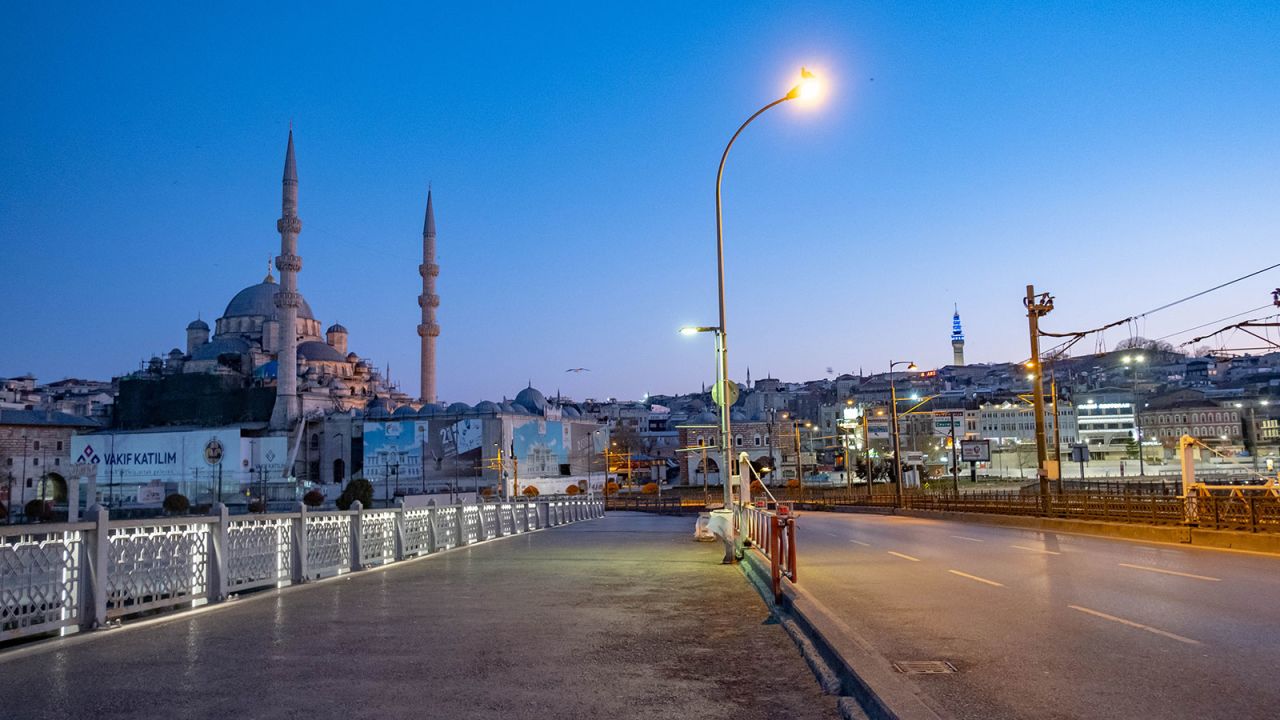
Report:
4,2,1280,403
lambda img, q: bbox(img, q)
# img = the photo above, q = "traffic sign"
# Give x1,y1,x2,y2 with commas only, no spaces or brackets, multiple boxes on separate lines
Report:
711,379,739,408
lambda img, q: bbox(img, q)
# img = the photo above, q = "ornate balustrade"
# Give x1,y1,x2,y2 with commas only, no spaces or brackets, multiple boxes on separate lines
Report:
0,497,604,645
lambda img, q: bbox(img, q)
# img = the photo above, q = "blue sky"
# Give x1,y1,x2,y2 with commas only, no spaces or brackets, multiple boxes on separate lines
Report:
3,1,1279,403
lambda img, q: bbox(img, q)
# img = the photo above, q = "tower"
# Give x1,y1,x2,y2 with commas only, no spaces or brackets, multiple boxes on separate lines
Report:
951,305,965,366
270,130,303,430
417,190,440,404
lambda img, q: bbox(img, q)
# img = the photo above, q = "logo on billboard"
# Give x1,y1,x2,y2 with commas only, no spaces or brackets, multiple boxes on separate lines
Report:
960,439,991,462
204,438,225,466
76,444,101,464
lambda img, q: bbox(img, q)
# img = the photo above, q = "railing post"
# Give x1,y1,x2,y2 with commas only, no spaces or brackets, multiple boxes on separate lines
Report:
426,506,437,553
208,503,229,603
456,505,468,546
81,503,110,630
394,498,406,561
292,501,309,584
1250,497,1259,533
350,500,364,571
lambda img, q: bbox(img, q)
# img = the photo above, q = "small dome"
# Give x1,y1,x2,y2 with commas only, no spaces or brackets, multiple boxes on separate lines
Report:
514,386,547,414
562,406,582,418
474,401,500,414
346,352,360,362
187,318,209,331
168,348,184,357
298,340,346,363
730,409,748,422
446,402,472,415
499,402,519,414
365,397,391,418
418,404,439,416
392,405,417,418
326,323,348,335
191,336,250,362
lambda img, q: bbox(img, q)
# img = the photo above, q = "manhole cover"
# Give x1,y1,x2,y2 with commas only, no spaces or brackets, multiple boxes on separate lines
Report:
893,660,957,674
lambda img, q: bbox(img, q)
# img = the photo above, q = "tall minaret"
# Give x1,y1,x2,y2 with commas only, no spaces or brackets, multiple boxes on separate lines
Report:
270,131,303,429
951,305,966,366
417,190,440,404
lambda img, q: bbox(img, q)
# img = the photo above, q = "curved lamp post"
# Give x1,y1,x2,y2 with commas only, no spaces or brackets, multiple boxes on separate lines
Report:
712,67,823,510
889,360,918,507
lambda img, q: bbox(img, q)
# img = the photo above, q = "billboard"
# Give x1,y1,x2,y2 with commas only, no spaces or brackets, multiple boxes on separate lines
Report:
511,419,569,477
69,429,287,506
960,439,991,462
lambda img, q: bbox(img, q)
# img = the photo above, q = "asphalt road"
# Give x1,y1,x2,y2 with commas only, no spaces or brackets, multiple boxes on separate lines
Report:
1,513,835,720
795,511,1280,720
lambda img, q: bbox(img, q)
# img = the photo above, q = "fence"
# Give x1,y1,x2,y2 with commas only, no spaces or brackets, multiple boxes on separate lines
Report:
0,497,603,645
735,503,797,601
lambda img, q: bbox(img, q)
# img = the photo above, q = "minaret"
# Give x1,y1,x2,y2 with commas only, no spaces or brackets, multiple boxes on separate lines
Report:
270,131,303,430
417,189,440,404
951,305,966,366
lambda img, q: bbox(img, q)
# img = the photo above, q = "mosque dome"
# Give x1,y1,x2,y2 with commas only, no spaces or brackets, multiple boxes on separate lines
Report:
473,401,500,414
446,402,472,415
365,397,391,418
191,336,251,362
298,340,346,363
562,406,582,418
326,323,348,335
222,279,315,321
513,387,547,415
499,402,520,414
187,318,209,331
392,405,417,418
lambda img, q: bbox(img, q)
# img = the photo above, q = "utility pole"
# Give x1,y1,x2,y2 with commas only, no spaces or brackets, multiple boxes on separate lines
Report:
948,410,960,496
793,421,803,500
1024,285,1054,511
1050,367,1063,494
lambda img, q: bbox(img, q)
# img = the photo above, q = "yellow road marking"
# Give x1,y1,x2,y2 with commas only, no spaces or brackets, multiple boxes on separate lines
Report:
887,551,920,562
850,540,871,547
948,570,1004,587
1117,563,1221,582
1011,544,1061,555
1068,605,1201,645
951,535,984,542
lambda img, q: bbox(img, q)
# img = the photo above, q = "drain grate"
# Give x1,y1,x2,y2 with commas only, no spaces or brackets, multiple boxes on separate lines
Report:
893,660,957,674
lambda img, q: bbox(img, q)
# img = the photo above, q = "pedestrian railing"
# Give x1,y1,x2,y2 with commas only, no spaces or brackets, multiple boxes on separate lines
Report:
0,497,604,645
735,502,797,601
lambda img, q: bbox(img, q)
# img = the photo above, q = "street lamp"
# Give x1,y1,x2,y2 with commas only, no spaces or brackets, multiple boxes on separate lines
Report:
889,360,918,507
710,67,824,512
1122,354,1146,476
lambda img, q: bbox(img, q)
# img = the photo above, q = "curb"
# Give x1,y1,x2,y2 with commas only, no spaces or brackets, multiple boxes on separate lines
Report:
739,551,948,720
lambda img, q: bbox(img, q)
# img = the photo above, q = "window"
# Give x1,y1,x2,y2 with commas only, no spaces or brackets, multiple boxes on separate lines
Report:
57,441,63,450
54,458,60,466
4,458,10,467
32,458,38,466
735,435,743,447
754,435,762,446
309,434,320,451
33,440,39,451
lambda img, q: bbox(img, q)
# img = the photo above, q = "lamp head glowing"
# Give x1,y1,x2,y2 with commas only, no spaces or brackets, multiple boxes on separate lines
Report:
907,362,919,371
679,326,699,336
786,67,824,104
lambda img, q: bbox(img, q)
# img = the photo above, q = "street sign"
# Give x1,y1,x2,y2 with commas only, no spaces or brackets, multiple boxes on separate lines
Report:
1069,443,1090,463
711,379,739,408
959,439,991,462
904,451,926,465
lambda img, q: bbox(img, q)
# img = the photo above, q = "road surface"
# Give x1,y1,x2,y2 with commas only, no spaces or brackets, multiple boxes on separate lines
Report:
795,510,1280,719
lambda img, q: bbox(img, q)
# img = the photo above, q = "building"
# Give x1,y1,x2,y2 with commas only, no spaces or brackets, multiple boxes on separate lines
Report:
1075,389,1136,458
951,306,965,366
976,400,1078,446
0,408,101,513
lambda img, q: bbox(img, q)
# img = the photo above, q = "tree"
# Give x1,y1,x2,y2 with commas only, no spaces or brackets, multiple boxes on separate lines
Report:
303,489,325,507
162,493,190,514
24,499,52,522
336,478,374,510
640,482,659,495
1116,336,1175,354
604,481,620,496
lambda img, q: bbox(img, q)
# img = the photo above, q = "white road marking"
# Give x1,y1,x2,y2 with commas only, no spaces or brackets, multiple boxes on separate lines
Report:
1068,605,1201,645
951,535,984,543
1011,544,1061,555
888,551,920,562
850,540,872,547
1117,563,1221,582
948,570,1005,587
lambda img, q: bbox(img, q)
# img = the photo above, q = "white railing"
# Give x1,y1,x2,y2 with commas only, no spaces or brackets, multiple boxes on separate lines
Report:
0,496,604,644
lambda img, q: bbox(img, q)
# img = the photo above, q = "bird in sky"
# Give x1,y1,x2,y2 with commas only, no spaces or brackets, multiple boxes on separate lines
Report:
565,368,590,373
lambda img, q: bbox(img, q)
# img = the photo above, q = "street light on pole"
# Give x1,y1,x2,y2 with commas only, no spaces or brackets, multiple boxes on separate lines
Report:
1122,354,1146,476
709,66,823,512
889,360,918,508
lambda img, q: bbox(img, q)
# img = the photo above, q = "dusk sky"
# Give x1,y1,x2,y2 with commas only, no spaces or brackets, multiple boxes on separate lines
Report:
3,2,1279,403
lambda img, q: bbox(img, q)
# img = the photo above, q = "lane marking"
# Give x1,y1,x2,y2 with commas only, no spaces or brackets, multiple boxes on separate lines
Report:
850,540,872,547
951,535,984,543
1068,604,1201,646
1011,544,1061,555
948,570,1004,587
887,551,920,562
1117,563,1221,582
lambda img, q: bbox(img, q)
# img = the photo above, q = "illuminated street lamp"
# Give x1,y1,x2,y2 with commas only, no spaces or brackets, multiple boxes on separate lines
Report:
1122,354,1147,476
707,66,824,513
889,360,918,507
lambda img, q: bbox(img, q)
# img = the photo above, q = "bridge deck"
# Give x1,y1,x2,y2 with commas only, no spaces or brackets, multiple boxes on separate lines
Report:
2,512,835,720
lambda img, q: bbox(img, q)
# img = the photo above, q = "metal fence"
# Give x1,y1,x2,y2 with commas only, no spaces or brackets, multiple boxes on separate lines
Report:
735,503,797,601
0,497,604,644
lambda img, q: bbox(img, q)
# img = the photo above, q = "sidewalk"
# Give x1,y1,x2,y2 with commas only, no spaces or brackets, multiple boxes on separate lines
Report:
2,512,836,720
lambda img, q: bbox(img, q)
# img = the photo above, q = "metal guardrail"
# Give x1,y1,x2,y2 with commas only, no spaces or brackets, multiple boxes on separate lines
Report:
0,497,604,645
794,490,1280,533
735,503,797,601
